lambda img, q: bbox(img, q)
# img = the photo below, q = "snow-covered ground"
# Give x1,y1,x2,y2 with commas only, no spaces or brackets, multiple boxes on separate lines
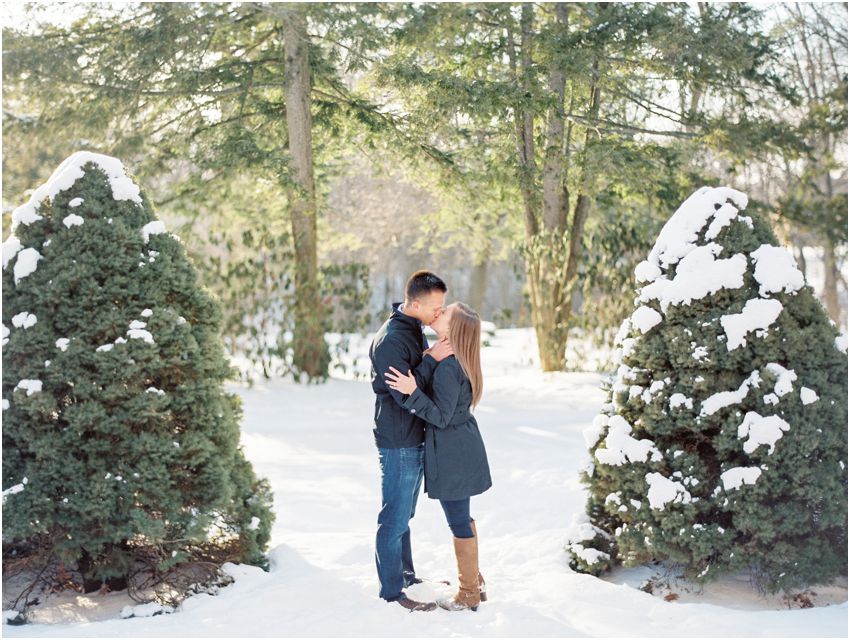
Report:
4,328,847,637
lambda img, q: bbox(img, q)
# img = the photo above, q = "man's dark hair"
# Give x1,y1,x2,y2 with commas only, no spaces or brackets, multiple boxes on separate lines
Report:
405,270,447,301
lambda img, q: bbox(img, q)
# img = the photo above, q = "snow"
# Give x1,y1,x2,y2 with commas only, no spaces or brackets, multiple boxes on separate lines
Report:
2,234,23,269
700,370,761,416
96,344,114,352
146,387,165,395
634,260,661,283
10,151,142,232
142,220,167,243
800,387,819,405
14,379,42,396
62,214,84,228
2,478,27,501
11,312,37,329
645,472,692,509
247,516,261,531
571,544,611,565
583,414,608,448
565,512,612,566
720,467,762,491
704,202,740,240
13,247,43,284
620,337,636,359
669,393,693,410
2,328,846,637
835,334,847,354
1,324,8,346
765,363,796,396
594,415,663,466
720,298,783,350
641,379,667,403
55,338,70,352
615,318,632,343
68,198,83,208
737,412,791,455
645,186,748,269
141,309,153,317
120,603,173,619
631,306,662,333
750,245,805,297
692,345,708,360
127,329,155,344
2,399,9,410
129,320,147,330
639,244,747,313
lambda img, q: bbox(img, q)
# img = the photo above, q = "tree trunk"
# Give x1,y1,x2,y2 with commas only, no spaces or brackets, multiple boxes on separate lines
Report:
468,249,490,314
282,6,328,378
506,3,539,240
541,2,569,234
823,237,841,324
508,3,573,372
537,5,605,371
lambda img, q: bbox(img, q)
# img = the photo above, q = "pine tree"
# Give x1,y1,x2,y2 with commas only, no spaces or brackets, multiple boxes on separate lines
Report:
567,185,848,593
2,152,275,587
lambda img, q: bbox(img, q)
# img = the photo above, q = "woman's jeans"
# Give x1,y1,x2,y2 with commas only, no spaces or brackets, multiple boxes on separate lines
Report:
375,445,424,601
439,497,473,538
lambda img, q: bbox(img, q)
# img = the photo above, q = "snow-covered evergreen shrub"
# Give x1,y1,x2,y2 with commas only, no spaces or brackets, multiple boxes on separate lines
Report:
2,152,275,585
567,186,848,593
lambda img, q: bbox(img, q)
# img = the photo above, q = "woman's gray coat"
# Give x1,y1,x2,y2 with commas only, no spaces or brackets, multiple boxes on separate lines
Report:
401,356,492,501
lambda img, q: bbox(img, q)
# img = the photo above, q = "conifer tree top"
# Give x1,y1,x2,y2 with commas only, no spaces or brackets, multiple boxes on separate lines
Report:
10,151,142,233
642,186,750,271
631,186,808,340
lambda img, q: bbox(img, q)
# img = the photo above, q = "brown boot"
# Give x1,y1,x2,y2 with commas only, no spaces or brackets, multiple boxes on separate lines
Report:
437,536,481,612
396,594,436,612
469,519,487,602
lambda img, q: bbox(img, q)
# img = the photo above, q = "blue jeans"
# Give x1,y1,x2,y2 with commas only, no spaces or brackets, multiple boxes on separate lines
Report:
375,445,424,601
439,497,473,538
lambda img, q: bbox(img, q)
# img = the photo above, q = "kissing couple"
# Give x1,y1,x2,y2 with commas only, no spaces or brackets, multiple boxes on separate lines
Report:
369,269,492,612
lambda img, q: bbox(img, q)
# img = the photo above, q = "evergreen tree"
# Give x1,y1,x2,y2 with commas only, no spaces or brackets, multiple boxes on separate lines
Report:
2,152,274,588
567,185,848,593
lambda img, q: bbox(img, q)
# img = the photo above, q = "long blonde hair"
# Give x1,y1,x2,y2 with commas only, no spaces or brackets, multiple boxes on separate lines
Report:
449,302,483,408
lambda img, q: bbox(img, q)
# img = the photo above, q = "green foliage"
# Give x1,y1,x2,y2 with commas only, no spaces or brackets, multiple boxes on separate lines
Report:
2,2,845,368
2,157,275,581
367,2,809,368
569,186,848,593
3,3,393,382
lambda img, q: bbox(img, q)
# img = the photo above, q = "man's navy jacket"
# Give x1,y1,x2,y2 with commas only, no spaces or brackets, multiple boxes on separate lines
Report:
369,302,438,448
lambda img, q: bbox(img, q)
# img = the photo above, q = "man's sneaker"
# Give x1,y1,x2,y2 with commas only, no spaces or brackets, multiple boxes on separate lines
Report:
396,594,437,612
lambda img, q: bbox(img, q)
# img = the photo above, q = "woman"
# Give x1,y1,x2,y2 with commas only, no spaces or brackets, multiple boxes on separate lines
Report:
384,301,492,612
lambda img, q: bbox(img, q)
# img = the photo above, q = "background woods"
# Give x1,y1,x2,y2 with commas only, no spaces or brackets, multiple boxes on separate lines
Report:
3,2,847,378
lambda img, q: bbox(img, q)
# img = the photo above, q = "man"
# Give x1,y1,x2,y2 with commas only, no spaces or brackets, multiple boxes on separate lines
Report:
369,270,453,612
